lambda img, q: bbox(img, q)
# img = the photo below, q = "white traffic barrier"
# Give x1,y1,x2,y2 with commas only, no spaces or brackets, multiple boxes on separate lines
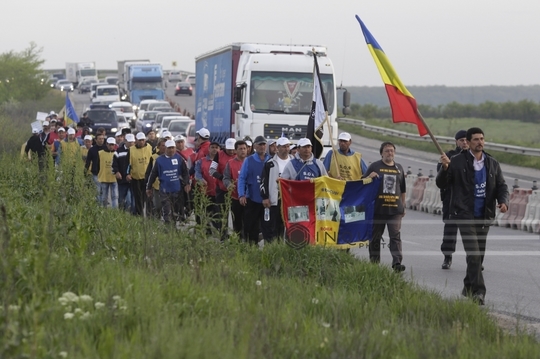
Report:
526,191,540,233
426,178,442,214
521,191,539,232
405,174,417,209
420,178,438,213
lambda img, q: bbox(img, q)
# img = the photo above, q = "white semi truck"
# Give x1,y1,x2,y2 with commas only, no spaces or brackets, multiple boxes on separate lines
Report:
65,62,98,88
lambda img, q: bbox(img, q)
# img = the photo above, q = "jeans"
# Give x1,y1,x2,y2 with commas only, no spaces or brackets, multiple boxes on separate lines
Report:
92,175,101,201
117,183,132,211
369,214,404,266
100,182,118,208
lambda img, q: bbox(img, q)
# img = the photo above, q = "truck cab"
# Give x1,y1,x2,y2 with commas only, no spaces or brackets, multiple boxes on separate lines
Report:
92,85,120,104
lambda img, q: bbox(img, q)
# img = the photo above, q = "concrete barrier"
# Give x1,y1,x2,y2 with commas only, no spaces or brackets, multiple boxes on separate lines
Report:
497,190,517,227
521,190,540,232
404,174,417,208
420,178,439,213
508,188,532,229
409,177,429,211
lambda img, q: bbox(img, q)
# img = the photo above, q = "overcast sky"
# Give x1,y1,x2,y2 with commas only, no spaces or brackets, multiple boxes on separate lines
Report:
3,0,539,87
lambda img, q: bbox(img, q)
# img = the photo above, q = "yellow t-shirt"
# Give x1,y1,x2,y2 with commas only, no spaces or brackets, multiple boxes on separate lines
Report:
129,144,152,180
149,153,160,190
98,150,116,183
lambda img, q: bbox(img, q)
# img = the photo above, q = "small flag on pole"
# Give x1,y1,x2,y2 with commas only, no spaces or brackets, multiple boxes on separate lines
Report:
355,15,428,136
306,52,328,159
65,92,79,124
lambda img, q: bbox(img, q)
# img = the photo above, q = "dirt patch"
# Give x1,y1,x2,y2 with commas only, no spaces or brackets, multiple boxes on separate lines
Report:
489,311,540,340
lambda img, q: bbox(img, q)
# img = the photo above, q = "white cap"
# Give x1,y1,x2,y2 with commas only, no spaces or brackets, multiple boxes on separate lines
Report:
196,128,210,138
297,138,312,147
165,140,176,148
136,132,146,140
67,128,76,135
126,134,135,142
115,130,123,137
106,137,116,144
161,131,172,138
43,121,50,126
174,135,185,142
267,139,276,146
245,140,252,147
49,111,57,115
57,127,66,132
338,132,352,141
225,138,236,150
84,135,93,141
276,137,291,146
32,128,39,134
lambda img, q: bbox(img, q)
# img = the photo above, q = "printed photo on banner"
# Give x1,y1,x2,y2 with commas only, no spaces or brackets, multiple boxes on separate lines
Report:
288,206,309,223
316,198,340,222
343,205,366,223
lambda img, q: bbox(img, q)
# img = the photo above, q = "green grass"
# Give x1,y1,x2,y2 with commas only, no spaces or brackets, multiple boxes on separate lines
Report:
339,118,540,169
1,151,539,358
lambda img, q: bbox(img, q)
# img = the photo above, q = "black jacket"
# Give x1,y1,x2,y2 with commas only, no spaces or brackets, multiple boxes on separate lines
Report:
436,146,463,219
436,150,509,225
85,144,106,176
25,134,47,157
112,143,130,184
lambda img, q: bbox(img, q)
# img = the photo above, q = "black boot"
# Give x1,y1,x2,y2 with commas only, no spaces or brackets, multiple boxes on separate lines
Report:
442,255,452,270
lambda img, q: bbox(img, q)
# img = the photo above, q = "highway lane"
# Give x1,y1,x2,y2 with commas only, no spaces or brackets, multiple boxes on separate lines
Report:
68,88,540,324
163,80,195,115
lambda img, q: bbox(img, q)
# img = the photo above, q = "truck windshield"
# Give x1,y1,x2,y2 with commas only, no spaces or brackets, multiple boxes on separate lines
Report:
97,88,118,96
250,72,334,115
132,82,163,90
80,69,96,77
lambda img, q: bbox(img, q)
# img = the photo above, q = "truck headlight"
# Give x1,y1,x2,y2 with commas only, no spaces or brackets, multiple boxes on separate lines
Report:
111,128,118,132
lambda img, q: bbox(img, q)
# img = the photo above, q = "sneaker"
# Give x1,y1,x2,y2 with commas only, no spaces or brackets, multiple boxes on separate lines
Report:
472,293,485,306
392,263,406,272
442,256,452,270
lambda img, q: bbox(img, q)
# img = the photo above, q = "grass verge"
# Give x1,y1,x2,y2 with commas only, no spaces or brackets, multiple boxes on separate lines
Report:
0,151,539,358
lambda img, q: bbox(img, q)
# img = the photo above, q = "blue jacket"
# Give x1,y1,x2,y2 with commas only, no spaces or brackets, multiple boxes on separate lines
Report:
238,153,270,202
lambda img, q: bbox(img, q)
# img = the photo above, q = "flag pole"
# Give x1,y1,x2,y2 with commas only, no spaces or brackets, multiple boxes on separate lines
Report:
416,110,444,155
325,112,340,176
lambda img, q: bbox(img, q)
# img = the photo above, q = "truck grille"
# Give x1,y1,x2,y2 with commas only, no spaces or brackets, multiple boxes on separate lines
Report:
263,124,307,140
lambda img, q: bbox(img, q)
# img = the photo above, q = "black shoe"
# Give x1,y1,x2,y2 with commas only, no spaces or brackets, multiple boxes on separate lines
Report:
392,263,406,272
442,256,452,270
472,293,485,306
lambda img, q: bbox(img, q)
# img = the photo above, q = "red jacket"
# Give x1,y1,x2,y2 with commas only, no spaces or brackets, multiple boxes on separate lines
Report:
226,157,244,200
197,156,216,197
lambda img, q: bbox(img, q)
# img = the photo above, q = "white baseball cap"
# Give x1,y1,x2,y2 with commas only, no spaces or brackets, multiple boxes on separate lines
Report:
43,121,50,126
32,128,39,134
57,127,66,132
84,135,93,141
106,137,116,144
161,131,172,139
338,132,352,141
115,131,123,137
267,139,276,146
297,138,312,147
245,140,252,147
165,140,176,148
136,132,146,140
67,128,76,135
276,137,291,146
174,135,185,142
125,134,135,142
196,128,210,138
225,138,236,150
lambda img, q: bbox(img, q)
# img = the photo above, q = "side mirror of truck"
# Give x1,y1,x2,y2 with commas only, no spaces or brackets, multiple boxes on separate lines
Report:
232,103,240,111
342,90,351,116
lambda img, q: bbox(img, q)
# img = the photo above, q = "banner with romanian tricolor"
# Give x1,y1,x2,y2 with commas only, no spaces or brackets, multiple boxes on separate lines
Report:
279,176,380,249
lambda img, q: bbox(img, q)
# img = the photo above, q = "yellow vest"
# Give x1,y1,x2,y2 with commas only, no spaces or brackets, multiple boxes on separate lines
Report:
98,150,116,183
150,153,160,190
129,144,152,180
328,151,363,181
60,141,82,166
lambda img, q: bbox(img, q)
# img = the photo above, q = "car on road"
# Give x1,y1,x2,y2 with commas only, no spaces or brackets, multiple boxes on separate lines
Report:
92,85,120,104
78,79,97,94
157,115,189,138
165,118,194,139
85,109,119,137
135,111,159,134
153,112,182,132
174,82,193,96
184,75,196,87
147,101,172,112
109,101,136,128
105,76,118,85
184,121,196,148
117,115,130,131
89,82,108,100
168,71,182,83
55,80,74,92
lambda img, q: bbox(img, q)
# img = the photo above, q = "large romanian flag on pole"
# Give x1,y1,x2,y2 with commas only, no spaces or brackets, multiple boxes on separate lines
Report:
355,15,428,136
279,176,380,249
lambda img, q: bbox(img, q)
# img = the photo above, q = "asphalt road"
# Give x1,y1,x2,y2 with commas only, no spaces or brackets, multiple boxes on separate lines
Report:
69,87,540,325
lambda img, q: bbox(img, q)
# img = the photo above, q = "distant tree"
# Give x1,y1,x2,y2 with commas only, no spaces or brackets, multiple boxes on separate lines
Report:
0,42,49,104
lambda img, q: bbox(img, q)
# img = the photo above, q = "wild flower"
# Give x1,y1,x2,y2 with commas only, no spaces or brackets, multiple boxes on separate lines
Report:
61,292,79,303
312,298,319,304
382,330,389,336
94,302,105,309
255,280,262,286
64,312,74,320
112,295,121,301
80,312,91,320
8,305,20,312
74,308,83,314
321,321,330,328
58,297,69,306
79,295,93,302
59,351,68,358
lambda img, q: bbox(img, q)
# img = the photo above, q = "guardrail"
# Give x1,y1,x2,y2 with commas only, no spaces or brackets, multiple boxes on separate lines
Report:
338,118,540,157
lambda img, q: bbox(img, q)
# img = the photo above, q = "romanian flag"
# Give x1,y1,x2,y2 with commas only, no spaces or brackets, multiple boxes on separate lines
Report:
279,176,380,249
65,92,79,124
355,15,428,136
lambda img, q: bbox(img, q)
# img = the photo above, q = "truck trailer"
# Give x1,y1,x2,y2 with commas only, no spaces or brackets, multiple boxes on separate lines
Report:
195,42,344,154
117,60,165,106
